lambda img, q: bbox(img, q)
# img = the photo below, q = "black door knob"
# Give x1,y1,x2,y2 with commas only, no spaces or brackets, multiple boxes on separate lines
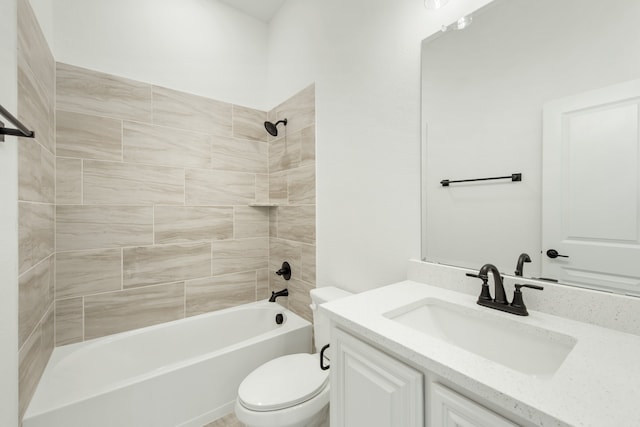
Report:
546,249,569,259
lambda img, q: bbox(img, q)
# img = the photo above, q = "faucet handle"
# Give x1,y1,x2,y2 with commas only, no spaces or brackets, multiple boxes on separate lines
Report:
510,283,543,315
515,284,544,291
466,272,492,302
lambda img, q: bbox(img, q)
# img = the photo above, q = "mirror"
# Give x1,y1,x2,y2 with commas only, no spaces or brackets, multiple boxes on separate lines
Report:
421,0,640,295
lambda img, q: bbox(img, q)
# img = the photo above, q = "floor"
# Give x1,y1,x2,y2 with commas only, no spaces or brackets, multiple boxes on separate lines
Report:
203,412,246,427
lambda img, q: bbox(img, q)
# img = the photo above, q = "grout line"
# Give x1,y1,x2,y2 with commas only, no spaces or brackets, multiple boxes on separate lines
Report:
152,205,156,246
120,119,124,162
17,252,54,280
80,158,84,205
81,296,85,342
121,247,124,290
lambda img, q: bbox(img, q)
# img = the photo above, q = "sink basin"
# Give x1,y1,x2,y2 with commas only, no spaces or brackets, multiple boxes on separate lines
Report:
384,298,576,376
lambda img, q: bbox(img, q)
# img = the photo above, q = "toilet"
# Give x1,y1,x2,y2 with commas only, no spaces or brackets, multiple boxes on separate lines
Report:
235,287,352,427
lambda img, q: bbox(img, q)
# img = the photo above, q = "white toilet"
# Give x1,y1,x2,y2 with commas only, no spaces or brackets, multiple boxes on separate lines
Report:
235,287,352,427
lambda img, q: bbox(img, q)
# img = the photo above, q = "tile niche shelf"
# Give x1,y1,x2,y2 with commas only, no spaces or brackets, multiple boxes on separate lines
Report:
248,203,279,207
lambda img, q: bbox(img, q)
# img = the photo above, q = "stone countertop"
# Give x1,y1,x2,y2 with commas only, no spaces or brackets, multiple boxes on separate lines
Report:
320,280,640,427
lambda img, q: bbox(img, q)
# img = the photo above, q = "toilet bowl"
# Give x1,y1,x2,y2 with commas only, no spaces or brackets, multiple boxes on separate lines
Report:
235,287,352,427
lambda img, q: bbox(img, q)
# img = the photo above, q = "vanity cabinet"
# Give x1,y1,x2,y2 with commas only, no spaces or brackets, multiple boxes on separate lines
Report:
429,382,518,427
331,327,521,427
330,327,424,427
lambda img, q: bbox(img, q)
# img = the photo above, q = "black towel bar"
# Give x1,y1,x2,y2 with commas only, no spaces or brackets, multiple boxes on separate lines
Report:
0,103,35,141
441,173,522,187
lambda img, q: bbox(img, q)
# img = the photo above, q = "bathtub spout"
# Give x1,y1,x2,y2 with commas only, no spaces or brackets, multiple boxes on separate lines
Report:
269,288,289,302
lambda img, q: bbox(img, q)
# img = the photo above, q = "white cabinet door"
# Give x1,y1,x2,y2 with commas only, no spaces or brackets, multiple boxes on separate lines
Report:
430,382,518,427
331,328,423,427
542,78,640,293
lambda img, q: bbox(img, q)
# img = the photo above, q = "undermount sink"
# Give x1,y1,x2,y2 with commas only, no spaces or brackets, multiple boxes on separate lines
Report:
384,298,576,376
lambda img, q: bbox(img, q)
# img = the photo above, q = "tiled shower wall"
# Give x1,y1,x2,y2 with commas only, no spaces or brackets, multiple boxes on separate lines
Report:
53,63,317,344
16,0,55,418
267,87,317,321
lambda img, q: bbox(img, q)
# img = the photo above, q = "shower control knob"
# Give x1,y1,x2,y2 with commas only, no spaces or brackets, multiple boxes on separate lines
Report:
546,249,569,259
275,262,291,280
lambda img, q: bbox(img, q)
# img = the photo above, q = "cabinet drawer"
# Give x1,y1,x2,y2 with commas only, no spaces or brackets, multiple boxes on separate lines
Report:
430,382,519,427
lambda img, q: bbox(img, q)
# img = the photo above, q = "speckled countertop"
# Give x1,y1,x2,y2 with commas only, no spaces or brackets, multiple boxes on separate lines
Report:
320,280,640,427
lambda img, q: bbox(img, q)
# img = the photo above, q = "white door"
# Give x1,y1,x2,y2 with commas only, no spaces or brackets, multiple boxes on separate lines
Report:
330,328,423,427
542,79,640,293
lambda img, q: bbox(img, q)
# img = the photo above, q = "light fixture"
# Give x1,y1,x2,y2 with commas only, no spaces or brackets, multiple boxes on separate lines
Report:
441,14,473,32
424,0,450,10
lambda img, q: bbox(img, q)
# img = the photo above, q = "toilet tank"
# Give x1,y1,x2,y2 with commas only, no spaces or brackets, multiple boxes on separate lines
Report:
310,287,352,351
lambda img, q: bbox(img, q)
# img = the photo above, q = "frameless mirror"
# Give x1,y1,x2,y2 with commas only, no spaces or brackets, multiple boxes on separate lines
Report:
421,0,640,295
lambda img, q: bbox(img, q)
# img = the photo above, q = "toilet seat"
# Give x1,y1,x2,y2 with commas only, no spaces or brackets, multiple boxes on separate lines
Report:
238,354,329,412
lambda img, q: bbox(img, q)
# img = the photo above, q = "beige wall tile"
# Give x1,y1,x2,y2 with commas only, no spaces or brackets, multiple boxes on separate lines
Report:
269,172,288,204
18,202,54,275
83,160,185,205
269,132,301,173
16,3,56,413
56,62,152,122
276,206,316,245
257,269,270,300
19,313,46,420
185,169,255,206
288,278,315,322
54,298,83,346
300,125,316,167
288,165,315,205
18,255,54,348
123,121,211,169
211,136,268,174
211,238,268,276
186,271,256,317
41,306,54,364
154,206,233,244
234,206,269,239
56,205,153,251
56,157,82,204
18,138,54,203
152,85,232,136
17,0,54,107
56,110,123,160
56,249,122,299
232,105,267,142
84,282,185,340
18,63,54,154
269,208,278,238
301,244,316,286
270,84,315,136
123,242,211,288
255,174,269,204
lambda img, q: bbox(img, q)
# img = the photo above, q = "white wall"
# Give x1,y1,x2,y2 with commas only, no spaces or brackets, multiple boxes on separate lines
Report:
0,0,20,423
266,0,316,108
26,0,53,47
51,0,270,109
268,0,492,293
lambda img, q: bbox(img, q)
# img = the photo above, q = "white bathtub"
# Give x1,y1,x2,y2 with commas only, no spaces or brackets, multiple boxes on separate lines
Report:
23,300,312,427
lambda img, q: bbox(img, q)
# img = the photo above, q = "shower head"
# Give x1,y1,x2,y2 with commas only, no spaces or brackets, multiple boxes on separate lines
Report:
264,119,288,137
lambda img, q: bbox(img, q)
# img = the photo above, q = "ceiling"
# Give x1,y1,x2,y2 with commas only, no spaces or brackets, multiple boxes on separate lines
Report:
217,0,287,22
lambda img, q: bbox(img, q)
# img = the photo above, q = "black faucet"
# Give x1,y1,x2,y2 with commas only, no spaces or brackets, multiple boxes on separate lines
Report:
480,263,508,304
514,253,531,277
269,288,289,302
466,264,543,316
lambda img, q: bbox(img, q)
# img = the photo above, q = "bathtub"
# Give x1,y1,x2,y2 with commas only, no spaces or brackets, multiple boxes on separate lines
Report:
23,300,312,427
